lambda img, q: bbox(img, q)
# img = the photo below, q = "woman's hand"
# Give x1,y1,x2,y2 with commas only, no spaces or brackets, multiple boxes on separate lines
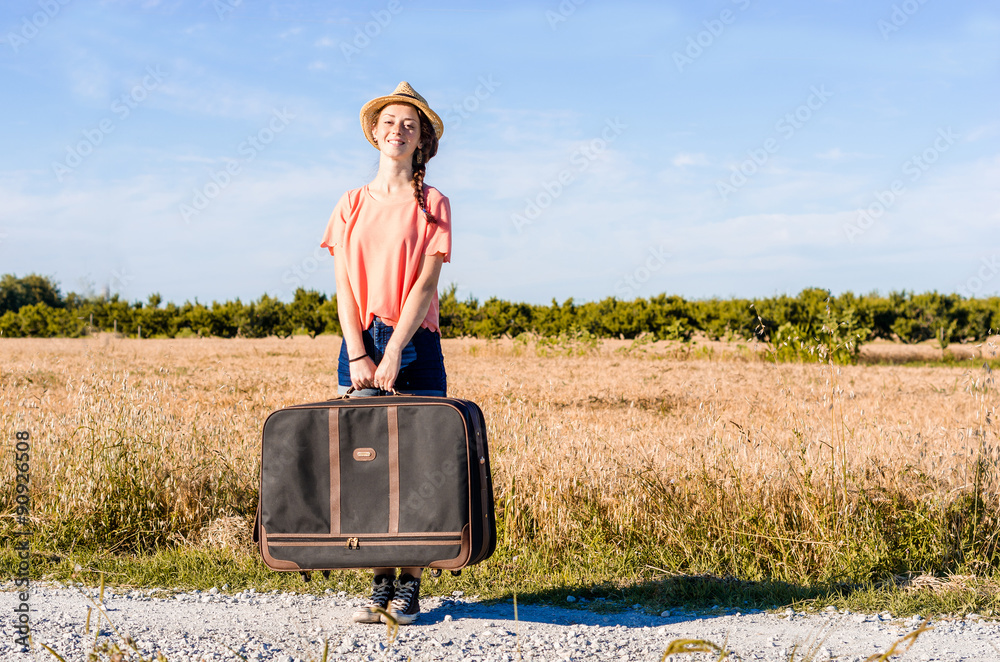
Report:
373,346,402,392
350,356,377,390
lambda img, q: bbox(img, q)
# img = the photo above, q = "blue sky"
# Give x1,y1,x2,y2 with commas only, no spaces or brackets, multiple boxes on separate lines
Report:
2,0,998,305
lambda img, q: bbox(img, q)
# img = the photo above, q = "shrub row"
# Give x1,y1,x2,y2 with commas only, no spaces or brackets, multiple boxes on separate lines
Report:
2,274,998,356
0,288,338,340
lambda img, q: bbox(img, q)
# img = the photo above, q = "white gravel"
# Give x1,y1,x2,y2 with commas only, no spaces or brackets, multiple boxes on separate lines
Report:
4,583,1000,661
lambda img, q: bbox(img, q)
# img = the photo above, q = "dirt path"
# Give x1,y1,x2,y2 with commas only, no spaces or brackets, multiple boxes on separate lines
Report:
3,583,998,661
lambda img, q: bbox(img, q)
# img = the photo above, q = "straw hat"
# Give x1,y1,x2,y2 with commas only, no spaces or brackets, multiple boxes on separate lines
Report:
359,81,444,150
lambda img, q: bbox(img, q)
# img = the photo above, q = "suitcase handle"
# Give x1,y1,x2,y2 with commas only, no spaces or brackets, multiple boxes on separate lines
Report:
340,385,400,398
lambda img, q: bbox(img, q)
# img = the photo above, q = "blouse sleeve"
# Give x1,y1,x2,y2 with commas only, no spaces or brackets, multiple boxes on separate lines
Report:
320,191,351,255
424,193,452,263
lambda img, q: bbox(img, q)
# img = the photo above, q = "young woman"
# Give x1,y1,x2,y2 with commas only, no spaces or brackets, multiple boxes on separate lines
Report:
320,82,450,625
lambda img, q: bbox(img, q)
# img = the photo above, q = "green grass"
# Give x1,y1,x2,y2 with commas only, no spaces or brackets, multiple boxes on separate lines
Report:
811,580,1000,618
6,540,1000,620
858,353,1000,369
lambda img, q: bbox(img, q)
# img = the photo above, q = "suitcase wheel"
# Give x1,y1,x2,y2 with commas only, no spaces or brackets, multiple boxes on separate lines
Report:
450,570,462,577
322,570,331,580
300,571,312,582
430,569,442,578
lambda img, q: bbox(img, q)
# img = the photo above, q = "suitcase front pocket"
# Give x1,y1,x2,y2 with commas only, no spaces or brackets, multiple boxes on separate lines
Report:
337,407,391,534
260,408,333,535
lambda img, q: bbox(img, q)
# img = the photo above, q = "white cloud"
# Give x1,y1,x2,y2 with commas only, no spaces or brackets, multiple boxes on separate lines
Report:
816,148,843,160
672,152,709,167
144,60,348,138
814,147,875,161
965,122,1000,143
0,161,364,302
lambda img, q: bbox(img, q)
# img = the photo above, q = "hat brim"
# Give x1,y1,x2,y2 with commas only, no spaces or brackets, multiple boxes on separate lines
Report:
360,94,444,150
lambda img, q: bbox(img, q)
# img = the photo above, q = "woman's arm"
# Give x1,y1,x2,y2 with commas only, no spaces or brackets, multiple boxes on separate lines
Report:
373,253,444,392
334,253,377,389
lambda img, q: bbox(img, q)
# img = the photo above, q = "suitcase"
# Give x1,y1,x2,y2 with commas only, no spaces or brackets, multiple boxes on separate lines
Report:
254,393,496,575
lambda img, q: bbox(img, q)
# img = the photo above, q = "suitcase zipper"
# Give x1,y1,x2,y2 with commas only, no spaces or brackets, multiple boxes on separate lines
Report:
267,534,463,548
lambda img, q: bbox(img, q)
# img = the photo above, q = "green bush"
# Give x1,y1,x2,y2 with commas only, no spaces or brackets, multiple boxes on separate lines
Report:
288,288,327,338
6,303,87,338
0,311,21,337
0,273,62,315
243,295,291,338
1,274,998,359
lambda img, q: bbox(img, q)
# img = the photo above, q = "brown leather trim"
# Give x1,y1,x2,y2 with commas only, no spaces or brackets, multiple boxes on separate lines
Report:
387,405,399,536
427,523,472,570
329,409,340,536
267,539,462,548
259,527,303,570
353,447,376,462
262,531,463,539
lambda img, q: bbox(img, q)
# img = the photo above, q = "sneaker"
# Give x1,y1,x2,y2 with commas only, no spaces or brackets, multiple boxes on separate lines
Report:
351,573,395,624
383,573,421,625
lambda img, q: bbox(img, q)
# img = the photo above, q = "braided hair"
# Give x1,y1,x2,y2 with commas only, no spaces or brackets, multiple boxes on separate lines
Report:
410,107,439,224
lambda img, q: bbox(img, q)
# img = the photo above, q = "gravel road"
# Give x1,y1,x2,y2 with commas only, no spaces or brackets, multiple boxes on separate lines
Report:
4,583,1000,661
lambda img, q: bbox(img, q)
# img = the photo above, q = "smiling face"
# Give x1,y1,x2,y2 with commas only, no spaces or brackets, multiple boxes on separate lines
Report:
372,103,422,160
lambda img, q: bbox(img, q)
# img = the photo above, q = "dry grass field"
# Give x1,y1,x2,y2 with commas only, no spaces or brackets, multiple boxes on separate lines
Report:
2,333,999,602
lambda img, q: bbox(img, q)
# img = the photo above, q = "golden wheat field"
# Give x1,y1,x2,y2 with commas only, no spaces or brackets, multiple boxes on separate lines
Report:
1,334,998,586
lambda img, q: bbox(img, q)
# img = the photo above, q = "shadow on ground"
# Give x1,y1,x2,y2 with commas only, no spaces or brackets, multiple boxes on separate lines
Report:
449,575,858,629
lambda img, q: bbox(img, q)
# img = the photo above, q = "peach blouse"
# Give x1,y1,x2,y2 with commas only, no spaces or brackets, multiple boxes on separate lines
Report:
321,185,451,333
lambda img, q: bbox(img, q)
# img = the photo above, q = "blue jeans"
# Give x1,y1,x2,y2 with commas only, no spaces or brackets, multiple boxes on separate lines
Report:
338,317,447,397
